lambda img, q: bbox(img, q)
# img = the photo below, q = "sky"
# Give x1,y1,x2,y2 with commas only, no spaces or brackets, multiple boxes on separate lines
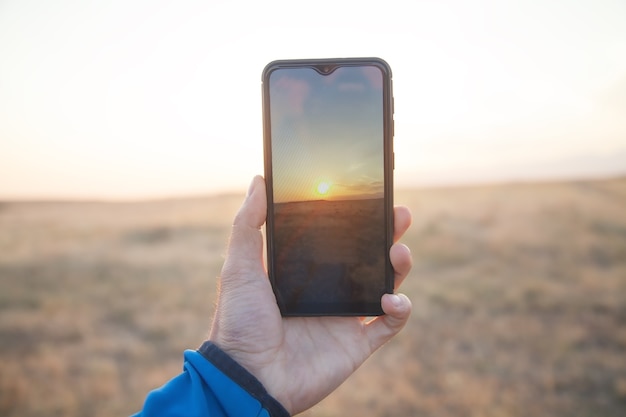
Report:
269,64,385,203
0,0,625,200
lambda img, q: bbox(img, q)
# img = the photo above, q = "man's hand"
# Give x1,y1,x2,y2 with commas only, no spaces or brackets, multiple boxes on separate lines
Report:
209,176,413,415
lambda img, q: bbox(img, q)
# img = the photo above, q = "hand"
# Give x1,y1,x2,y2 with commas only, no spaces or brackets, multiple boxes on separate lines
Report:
208,176,413,415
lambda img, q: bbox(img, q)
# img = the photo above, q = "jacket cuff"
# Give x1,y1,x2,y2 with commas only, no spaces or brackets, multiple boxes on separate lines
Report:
198,341,290,417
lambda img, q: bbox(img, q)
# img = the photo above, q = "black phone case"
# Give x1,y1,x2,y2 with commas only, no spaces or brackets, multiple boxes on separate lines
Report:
262,58,394,316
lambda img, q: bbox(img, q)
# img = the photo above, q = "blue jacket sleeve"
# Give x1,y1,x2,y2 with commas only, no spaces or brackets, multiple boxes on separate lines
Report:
132,341,290,417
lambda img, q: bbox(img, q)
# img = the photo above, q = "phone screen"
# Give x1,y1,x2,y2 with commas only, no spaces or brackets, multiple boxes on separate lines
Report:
263,59,394,316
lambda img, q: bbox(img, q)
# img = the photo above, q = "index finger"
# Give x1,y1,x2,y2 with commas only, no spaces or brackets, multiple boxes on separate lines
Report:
393,205,412,242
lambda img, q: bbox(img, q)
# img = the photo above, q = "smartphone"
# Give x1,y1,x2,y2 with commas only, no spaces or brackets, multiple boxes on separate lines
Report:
262,58,394,316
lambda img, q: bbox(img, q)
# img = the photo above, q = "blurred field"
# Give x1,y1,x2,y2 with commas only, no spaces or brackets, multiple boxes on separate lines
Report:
0,177,625,417
274,198,387,309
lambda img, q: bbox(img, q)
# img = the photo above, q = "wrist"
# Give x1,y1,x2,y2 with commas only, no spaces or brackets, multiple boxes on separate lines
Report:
197,341,290,416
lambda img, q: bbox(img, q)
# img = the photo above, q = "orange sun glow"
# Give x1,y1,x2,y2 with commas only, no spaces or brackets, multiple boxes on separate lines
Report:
316,181,332,196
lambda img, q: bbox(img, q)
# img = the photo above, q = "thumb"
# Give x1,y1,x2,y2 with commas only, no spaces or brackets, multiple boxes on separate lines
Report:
234,175,267,231
221,176,267,283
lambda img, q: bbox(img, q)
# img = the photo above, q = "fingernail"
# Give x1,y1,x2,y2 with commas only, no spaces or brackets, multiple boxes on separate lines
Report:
389,293,402,308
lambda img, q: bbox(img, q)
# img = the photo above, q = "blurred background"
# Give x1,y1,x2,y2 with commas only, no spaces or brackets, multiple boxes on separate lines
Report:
0,0,625,416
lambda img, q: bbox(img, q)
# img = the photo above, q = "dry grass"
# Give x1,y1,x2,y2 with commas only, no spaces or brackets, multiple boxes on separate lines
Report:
0,178,625,416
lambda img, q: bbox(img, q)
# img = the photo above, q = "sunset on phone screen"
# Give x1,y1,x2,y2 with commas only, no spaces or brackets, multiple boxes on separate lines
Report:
266,62,391,312
269,66,385,204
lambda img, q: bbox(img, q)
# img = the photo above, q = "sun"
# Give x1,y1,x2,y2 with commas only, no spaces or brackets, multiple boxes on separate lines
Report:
316,181,332,196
